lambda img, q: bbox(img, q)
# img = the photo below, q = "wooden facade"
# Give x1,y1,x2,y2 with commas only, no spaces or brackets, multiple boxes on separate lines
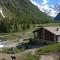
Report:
33,27,59,44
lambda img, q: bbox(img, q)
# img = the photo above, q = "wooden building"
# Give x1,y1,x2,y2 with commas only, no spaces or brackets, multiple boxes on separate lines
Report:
33,27,60,44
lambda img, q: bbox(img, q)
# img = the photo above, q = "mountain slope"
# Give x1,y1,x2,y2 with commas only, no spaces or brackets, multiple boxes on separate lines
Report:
54,13,60,20
30,0,60,17
0,0,53,23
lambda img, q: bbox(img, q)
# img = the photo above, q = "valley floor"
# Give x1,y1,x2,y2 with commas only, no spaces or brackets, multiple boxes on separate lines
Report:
0,23,60,60
0,50,60,60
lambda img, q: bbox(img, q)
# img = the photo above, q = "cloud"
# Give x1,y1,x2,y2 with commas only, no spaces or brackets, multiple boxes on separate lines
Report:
41,0,49,10
39,0,58,17
40,0,50,12
30,0,59,17
48,8,58,17
51,5,54,8
42,0,49,4
58,3,60,5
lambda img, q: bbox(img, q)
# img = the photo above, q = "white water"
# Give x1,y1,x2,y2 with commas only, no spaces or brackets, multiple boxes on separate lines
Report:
0,7,5,18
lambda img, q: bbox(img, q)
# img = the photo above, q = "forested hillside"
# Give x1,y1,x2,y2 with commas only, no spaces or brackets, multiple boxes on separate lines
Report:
54,13,60,20
0,0,53,33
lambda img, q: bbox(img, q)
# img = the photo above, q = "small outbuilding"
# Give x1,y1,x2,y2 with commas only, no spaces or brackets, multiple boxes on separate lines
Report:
33,27,60,44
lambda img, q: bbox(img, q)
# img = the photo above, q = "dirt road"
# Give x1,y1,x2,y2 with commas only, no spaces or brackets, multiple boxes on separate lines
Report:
0,53,24,60
0,48,36,60
40,54,59,60
0,49,60,60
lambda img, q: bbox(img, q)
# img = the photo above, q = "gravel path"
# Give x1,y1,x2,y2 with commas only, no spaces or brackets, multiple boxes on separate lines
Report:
0,49,60,60
40,54,59,60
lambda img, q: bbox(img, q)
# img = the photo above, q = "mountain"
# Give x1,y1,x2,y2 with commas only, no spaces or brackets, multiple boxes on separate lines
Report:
54,4,60,12
54,13,60,20
0,0,54,33
30,0,60,17
0,0,53,23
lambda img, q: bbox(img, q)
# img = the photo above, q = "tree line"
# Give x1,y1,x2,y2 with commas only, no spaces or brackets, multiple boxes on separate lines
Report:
0,17,53,33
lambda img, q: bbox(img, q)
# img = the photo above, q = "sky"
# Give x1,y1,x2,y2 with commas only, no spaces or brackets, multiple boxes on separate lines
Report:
33,0,60,5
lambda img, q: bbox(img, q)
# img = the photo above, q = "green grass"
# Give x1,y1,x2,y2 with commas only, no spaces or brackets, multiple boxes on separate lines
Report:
36,43,60,55
0,32,20,41
0,25,34,41
34,23,60,27
24,53,39,60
